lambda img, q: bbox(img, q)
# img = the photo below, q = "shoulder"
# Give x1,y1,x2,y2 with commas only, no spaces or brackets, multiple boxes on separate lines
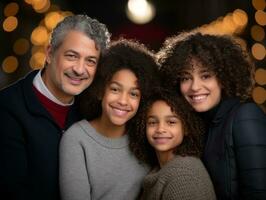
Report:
236,102,265,119
161,157,216,199
0,71,37,105
61,120,88,140
161,156,207,178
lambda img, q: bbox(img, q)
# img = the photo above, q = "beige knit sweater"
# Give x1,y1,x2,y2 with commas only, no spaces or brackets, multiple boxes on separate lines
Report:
140,156,216,200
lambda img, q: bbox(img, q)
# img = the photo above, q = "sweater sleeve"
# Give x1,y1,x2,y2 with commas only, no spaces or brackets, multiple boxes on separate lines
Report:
233,103,266,199
0,108,29,200
59,124,91,200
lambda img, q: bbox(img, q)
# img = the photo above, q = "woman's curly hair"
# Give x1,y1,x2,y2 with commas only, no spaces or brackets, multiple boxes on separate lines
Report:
129,88,205,167
158,32,255,101
78,38,160,126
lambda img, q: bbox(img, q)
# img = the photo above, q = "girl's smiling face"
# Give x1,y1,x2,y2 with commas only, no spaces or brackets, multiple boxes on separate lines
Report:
100,69,141,128
146,100,184,159
179,60,222,112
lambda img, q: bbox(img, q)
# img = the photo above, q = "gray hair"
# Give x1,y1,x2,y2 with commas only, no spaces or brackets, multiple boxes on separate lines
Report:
50,14,111,53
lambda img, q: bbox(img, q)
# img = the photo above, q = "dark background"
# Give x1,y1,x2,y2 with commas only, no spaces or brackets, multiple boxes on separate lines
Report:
0,0,262,89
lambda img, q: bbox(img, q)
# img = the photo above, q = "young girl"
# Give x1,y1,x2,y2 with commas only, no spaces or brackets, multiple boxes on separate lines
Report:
158,32,266,199
129,88,216,200
59,39,160,200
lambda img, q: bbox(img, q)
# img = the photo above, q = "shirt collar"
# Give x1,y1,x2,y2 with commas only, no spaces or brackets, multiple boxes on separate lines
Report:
33,69,74,106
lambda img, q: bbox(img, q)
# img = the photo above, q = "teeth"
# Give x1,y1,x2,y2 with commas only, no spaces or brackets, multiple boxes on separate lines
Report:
191,95,207,101
113,108,127,116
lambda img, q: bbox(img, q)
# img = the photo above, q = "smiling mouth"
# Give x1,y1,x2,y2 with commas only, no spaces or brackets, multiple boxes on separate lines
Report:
153,137,172,144
112,107,129,116
189,94,208,103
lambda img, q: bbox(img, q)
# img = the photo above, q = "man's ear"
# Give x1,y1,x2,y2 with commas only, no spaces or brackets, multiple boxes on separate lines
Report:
45,44,53,64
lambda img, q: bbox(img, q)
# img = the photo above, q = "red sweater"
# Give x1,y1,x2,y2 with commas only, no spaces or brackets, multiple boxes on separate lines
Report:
33,86,70,129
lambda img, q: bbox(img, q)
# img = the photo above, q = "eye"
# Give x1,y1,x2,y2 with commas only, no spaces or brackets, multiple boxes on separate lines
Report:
86,58,97,67
167,120,177,125
201,73,212,80
130,90,140,98
109,85,120,93
147,120,157,126
65,54,77,60
180,76,189,82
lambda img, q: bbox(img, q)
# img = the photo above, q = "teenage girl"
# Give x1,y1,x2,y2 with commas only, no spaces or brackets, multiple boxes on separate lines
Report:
59,39,160,200
130,88,216,200
158,32,266,199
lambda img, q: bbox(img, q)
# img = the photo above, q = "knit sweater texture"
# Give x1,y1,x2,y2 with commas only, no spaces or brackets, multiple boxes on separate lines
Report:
140,156,216,200
59,119,149,200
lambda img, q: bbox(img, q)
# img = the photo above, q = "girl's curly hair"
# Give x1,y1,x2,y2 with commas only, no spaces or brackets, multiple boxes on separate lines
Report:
78,38,160,126
158,32,255,101
129,88,205,167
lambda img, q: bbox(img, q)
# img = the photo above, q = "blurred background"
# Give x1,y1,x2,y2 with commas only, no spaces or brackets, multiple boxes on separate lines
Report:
0,0,265,109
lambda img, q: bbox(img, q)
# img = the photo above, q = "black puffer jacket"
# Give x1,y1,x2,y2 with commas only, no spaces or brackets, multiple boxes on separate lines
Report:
202,98,266,200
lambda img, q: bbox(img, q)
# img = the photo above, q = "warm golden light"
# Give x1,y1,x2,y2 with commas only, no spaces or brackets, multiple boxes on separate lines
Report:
2,56,19,73
251,43,266,60
33,0,50,13
126,0,156,24
24,0,33,4
4,2,19,17
44,11,64,31
252,0,266,10
13,38,30,55
255,68,266,85
30,52,46,69
251,25,265,42
3,16,18,32
252,86,266,104
222,14,236,33
255,10,266,26
31,26,49,46
232,9,248,27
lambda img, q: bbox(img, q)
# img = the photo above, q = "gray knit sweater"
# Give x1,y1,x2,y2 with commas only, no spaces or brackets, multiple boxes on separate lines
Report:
59,119,149,200
140,156,216,200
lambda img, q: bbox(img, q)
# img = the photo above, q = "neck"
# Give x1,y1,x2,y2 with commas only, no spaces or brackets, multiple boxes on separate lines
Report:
90,117,126,138
41,69,73,104
156,151,174,168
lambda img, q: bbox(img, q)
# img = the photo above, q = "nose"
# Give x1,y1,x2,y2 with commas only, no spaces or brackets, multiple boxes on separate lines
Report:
118,92,128,106
156,122,166,134
73,60,86,75
190,77,201,91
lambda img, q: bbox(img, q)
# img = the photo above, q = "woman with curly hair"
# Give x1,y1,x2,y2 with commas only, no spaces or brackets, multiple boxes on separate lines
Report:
129,88,216,200
158,32,266,199
59,38,160,200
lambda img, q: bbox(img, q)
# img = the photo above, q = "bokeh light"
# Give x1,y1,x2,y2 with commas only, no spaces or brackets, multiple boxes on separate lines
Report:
252,86,266,104
30,51,46,69
31,26,49,46
251,25,265,41
44,11,64,31
3,16,18,32
13,38,30,55
2,56,19,73
255,68,266,85
252,0,266,10
251,43,266,60
255,10,266,26
4,2,19,17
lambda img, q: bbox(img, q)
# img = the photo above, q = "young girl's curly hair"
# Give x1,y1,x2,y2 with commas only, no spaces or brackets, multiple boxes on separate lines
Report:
158,32,255,101
129,88,205,167
78,38,160,126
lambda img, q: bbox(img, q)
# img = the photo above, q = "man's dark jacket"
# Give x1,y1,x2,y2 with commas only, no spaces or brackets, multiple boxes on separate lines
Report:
202,98,266,200
0,71,81,200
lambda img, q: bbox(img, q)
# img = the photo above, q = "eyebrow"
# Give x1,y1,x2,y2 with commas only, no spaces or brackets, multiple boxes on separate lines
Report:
65,50,99,60
109,81,140,90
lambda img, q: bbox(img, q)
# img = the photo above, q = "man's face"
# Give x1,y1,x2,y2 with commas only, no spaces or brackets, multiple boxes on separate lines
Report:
43,30,100,103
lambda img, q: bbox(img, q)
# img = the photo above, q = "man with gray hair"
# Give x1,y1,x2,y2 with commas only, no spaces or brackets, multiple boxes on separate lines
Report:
0,14,110,200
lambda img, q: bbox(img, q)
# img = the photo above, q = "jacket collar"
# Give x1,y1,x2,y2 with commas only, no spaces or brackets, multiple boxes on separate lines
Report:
211,98,240,124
